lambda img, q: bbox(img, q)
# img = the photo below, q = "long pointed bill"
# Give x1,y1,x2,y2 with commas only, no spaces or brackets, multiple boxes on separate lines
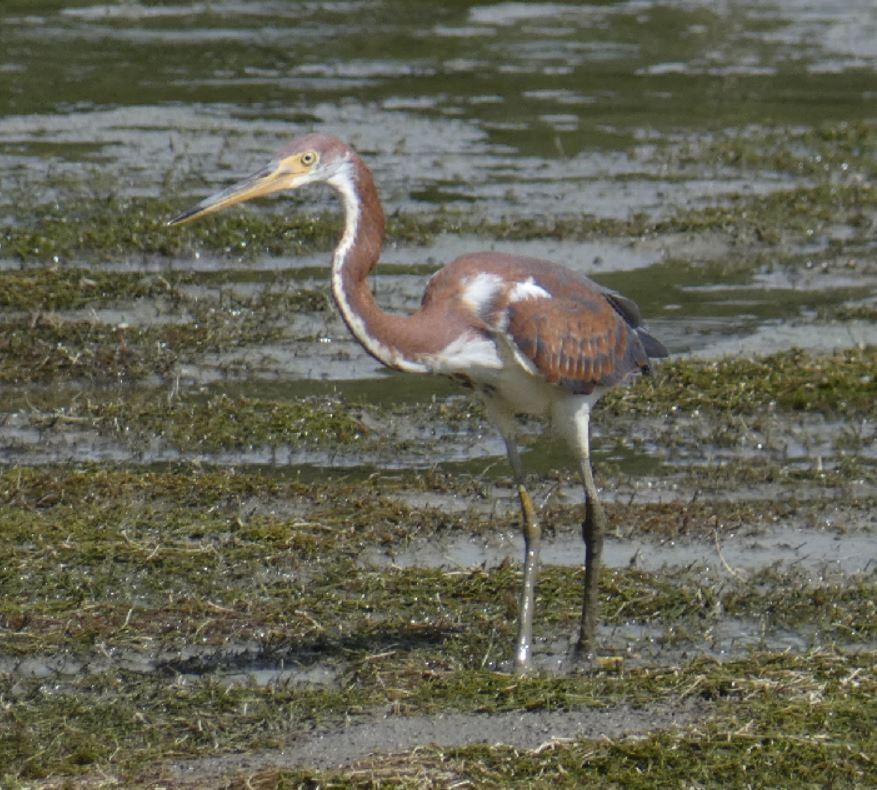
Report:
167,160,294,226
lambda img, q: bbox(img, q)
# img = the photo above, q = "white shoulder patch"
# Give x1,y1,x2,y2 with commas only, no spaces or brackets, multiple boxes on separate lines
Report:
508,276,551,303
461,272,504,316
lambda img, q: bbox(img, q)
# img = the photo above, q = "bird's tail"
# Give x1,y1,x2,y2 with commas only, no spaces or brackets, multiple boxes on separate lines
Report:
637,329,669,360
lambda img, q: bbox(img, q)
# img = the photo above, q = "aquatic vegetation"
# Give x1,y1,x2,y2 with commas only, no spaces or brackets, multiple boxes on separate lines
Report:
604,346,877,417
0,7,874,781
678,120,877,180
1,165,873,265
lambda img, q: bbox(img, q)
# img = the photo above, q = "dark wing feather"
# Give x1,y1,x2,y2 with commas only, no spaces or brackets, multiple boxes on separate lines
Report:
603,290,641,326
604,289,668,360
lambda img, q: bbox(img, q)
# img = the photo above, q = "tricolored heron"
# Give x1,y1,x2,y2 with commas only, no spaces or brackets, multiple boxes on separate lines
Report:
169,133,667,673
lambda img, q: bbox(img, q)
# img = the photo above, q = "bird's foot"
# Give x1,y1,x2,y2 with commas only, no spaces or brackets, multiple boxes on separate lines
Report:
563,642,595,673
514,660,536,676
563,642,624,675
489,653,535,675
512,640,535,675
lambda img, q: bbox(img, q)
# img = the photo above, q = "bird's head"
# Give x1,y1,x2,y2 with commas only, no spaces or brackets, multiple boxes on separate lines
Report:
168,133,352,226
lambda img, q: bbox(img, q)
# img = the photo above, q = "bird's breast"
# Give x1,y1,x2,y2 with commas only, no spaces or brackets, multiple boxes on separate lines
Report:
429,330,567,420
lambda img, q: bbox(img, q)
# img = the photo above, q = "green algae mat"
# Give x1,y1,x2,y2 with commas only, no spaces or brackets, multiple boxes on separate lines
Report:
1,1,876,786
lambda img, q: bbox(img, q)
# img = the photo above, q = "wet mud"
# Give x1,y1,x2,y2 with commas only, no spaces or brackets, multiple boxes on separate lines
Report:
1,0,875,786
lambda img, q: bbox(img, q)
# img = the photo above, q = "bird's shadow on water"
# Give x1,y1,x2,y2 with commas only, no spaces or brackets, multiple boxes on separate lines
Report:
153,624,464,681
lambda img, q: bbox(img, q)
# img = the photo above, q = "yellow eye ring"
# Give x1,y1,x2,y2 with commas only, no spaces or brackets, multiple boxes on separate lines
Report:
301,151,318,166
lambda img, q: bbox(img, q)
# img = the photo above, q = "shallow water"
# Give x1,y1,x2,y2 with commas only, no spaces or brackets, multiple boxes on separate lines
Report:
1,1,874,376
2,7,876,786
1,0,875,702
363,520,877,576
2,0,874,202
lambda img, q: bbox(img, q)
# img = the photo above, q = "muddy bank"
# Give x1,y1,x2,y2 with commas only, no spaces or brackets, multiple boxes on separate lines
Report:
1,0,875,786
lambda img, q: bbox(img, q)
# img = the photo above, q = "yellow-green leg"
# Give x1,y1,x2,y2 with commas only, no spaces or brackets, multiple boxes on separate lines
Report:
504,438,541,674
573,457,606,662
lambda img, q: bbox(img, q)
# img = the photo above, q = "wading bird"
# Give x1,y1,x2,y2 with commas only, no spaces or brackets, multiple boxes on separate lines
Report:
169,133,667,673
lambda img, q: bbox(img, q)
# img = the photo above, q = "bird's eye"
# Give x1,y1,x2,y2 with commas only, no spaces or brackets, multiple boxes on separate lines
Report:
301,151,318,166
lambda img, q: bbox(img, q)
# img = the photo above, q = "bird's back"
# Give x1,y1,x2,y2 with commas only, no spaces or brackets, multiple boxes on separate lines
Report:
421,251,666,405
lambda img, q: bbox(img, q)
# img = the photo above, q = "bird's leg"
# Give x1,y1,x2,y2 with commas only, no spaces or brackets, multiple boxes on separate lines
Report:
573,455,607,663
504,438,541,674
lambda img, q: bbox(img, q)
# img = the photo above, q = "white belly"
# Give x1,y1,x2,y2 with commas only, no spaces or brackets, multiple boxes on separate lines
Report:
429,330,603,448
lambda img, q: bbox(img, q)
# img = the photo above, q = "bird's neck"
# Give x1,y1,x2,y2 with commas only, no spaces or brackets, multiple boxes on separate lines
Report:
328,155,430,373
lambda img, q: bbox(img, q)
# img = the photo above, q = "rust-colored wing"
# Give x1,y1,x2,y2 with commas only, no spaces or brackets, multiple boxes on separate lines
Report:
503,289,652,394
424,251,667,393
